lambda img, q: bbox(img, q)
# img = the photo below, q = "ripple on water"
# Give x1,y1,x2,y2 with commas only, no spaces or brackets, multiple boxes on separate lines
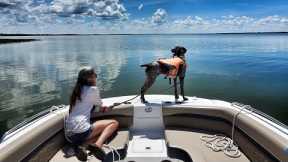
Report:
0,34,288,135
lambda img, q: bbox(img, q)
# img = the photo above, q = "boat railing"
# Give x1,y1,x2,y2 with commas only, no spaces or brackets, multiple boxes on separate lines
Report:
232,102,288,135
0,105,66,142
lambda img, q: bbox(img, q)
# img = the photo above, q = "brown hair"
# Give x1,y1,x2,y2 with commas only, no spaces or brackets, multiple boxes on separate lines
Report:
69,67,97,113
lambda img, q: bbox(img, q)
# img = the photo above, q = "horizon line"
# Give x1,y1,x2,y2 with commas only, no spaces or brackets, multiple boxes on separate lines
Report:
0,31,288,36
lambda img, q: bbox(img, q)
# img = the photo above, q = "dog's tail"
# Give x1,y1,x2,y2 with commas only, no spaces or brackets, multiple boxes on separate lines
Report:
140,63,153,67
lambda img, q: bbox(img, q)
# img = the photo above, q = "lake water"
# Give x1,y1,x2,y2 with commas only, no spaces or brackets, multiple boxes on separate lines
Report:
0,34,288,135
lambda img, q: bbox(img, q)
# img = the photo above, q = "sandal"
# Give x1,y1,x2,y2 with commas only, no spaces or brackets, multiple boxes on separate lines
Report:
74,145,88,161
87,144,107,161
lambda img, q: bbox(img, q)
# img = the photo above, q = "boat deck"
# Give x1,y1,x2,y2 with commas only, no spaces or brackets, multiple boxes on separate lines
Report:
50,129,250,162
166,129,250,162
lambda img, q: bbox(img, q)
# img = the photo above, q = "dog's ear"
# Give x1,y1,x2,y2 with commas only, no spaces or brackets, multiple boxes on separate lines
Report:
171,48,176,54
172,46,180,55
180,47,187,54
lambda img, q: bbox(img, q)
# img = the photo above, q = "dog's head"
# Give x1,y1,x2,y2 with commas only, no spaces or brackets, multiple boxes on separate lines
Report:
171,46,187,59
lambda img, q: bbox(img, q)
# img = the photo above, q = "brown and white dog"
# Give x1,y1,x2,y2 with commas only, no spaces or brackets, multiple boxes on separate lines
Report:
140,46,188,103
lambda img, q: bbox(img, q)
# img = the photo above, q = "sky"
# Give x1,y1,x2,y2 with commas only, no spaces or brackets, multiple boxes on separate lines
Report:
0,0,288,34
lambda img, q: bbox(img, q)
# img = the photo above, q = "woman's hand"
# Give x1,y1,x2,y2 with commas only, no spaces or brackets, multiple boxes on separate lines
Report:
100,106,108,113
100,105,113,113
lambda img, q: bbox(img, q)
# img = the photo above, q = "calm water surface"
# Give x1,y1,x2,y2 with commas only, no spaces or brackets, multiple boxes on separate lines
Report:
0,34,288,135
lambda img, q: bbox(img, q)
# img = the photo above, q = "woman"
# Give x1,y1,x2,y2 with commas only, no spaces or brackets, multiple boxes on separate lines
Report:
65,67,119,161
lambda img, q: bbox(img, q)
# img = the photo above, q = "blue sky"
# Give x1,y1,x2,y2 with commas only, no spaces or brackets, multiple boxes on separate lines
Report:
0,0,287,33
125,0,288,18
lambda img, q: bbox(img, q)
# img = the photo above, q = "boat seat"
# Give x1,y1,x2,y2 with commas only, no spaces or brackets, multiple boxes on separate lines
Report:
49,130,129,162
165,129,251,162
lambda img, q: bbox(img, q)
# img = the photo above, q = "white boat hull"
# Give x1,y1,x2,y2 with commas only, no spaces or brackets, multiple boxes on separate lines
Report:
0,95,287,162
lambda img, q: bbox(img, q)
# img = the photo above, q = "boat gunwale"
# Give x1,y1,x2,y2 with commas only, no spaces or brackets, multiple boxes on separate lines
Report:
0,95,287,162
1,95,288,143
0,105,67,142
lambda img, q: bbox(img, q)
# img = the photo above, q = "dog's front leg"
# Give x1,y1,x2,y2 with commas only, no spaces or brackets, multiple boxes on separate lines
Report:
140,86,147,103
140,80,149,103
180,77,188,101
173,78,179,101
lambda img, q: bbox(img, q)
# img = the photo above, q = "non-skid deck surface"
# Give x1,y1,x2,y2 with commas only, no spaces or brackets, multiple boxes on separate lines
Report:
49,130,129,162
50,129,250,162
165,129,251,162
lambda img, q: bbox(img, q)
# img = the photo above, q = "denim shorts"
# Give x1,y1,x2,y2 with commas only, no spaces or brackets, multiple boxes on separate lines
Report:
66,128,92,145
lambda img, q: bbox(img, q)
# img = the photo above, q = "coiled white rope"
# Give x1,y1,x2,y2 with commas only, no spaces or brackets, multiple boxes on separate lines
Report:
200,105,247,158
200,134,241,158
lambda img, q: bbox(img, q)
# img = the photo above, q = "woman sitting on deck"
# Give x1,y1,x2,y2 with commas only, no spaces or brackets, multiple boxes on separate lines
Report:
65,67,119,161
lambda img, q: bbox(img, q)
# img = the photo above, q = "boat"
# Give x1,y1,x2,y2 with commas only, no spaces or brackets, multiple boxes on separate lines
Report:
0,95,287,162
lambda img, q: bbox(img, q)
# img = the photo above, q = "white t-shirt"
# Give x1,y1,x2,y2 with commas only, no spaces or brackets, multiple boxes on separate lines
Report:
65,86,102,135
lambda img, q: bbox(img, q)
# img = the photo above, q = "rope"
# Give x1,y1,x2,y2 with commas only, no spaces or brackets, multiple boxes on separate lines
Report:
200,105,246,158
200,134,241,158
110,81,182,108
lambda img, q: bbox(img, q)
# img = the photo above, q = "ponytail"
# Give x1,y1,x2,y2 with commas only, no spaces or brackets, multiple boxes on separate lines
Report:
69,67,97,113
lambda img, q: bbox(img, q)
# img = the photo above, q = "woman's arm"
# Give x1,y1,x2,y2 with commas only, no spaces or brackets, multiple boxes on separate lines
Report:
89,86,115,113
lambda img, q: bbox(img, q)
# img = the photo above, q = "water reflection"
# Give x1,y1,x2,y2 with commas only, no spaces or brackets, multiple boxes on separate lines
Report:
0,36,128,131
0,34,288,135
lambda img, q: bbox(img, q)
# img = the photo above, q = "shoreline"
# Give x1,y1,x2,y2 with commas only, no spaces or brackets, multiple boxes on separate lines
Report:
0,32,287,36
0,31,286,44
0,39,39,44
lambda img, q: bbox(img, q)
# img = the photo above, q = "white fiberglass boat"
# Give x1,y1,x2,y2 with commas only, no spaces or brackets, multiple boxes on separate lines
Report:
0,95,288,162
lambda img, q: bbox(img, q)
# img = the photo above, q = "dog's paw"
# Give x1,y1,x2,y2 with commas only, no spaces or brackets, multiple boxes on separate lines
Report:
183,97,188,101
175,101,183,104
175,98,182,104
141,98,148,103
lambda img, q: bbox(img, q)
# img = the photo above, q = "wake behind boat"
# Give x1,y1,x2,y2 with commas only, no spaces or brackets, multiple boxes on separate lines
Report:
0,95,288,162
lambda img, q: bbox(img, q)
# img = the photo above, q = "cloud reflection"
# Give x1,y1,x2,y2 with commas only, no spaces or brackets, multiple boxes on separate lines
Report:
0,36,127,130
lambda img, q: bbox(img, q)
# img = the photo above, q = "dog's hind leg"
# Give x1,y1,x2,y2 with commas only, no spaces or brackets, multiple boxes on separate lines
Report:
179,77,188,101
140,74,157,103
173,78,179,101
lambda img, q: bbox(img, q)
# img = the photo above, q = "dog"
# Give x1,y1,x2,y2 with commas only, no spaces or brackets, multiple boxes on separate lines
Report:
140,46,188,103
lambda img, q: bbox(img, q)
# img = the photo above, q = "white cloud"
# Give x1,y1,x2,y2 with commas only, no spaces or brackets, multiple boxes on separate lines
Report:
138,3,143,11
50,0,127,18
0,1,288,34
151,8,167,25
2,14,288,34
0,0,128,26
256,15,288,25
170,15,288,33
174,16,208,26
